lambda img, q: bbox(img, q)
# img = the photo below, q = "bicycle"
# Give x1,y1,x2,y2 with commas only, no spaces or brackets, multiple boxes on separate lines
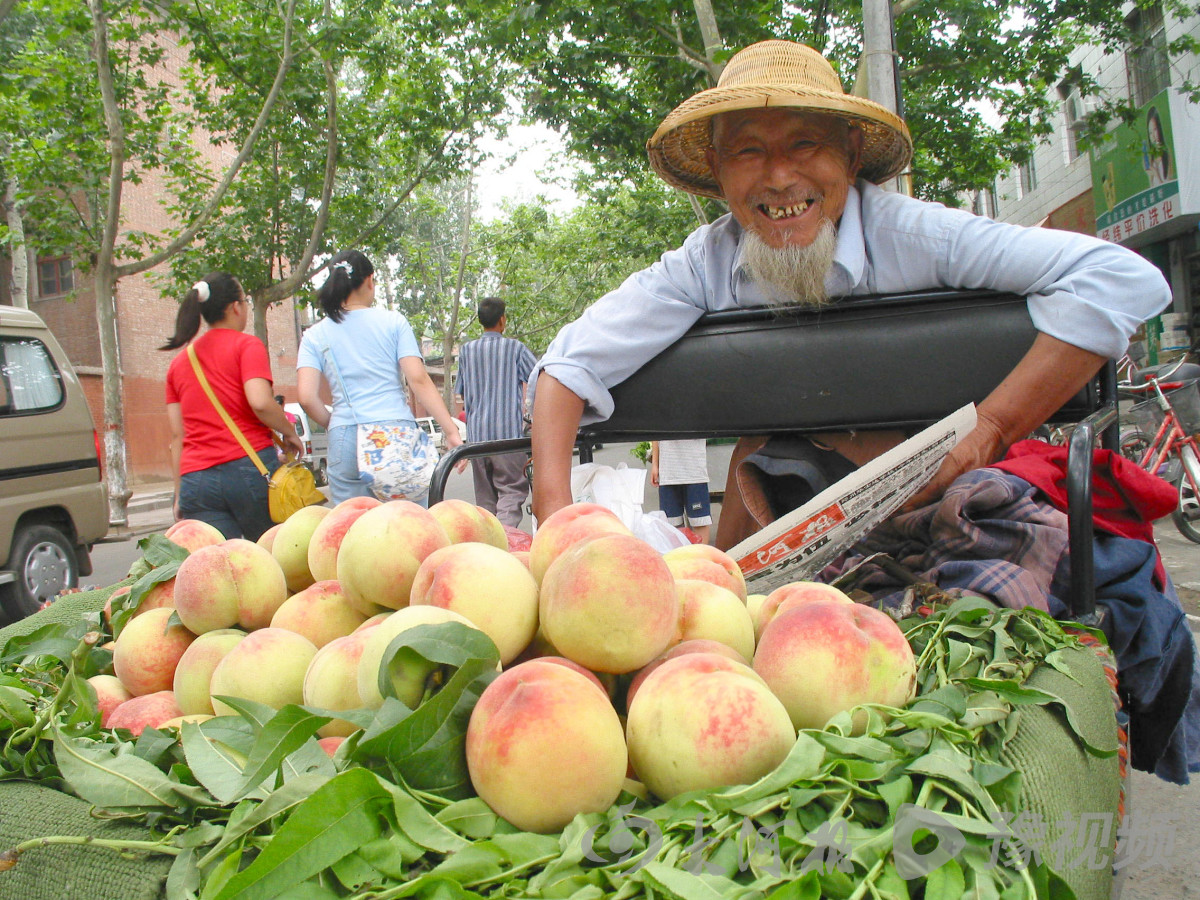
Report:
1117,353,1200,543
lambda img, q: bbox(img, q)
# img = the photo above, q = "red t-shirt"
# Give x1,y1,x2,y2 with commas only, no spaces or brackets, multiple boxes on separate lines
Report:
166,328,276,474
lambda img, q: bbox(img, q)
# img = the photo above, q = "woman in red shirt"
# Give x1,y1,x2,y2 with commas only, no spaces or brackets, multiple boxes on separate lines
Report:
161,272,304,540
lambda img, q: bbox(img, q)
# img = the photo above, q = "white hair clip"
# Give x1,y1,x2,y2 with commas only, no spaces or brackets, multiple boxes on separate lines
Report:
192,280,210,302
334,260,354,276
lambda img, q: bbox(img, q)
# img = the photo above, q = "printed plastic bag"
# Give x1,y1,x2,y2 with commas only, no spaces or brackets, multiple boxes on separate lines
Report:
357,423,439,503
569,463,689,553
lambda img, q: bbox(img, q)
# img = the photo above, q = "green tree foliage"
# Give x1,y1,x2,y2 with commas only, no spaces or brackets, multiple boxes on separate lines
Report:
161,0,517,343
473,174,699,355
492,0,1196,206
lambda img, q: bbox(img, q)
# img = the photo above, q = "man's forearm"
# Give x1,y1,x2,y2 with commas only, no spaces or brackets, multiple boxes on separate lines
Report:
531,373,584,523
906,332,1107,508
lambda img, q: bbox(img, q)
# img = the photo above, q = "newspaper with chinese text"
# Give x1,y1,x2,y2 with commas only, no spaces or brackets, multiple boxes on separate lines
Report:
730,404,977,593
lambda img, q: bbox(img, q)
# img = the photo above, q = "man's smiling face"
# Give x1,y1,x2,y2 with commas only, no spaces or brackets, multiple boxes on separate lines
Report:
706,109,863,249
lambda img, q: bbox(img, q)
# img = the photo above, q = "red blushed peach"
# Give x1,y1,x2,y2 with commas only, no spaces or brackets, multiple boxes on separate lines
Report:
307,497,381,583
165,519,226,553
303,631,372,738
270,580,368,648
318,736,345,757
113,607,196,697
537,656,609,697
135,577,176,617
410,543,538,665
428,499,508,549
625,639,749,711
271,505,331,594
174,539,289,634
528,503,633,585
209,628,318,715
662,544,748,601
87,674,132,728
466,659,627,833
673,579,756,662
356,606,480,710
256,523,283,553
337,501,450,613
753,600,916,732
172,629,247,716
103,584,132,625
626,653,794,800
107,691,184,737
753,581,854,642
354,613,389,632
539,534,677,674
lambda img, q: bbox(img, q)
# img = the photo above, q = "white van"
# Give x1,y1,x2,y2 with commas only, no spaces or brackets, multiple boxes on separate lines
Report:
285,403,330,486
415,416,467,451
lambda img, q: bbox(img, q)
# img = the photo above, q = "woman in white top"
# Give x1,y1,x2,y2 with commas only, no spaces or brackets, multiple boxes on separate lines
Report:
296,249,463,504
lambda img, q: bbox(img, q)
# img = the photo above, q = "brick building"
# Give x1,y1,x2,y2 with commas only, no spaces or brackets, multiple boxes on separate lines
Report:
0,32,303,485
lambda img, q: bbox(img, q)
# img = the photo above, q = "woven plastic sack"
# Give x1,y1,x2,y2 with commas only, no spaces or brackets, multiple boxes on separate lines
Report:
0,586,171,900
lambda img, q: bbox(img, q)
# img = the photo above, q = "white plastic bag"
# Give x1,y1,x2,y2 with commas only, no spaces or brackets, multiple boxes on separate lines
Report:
569,463,689,553
631,509,691,552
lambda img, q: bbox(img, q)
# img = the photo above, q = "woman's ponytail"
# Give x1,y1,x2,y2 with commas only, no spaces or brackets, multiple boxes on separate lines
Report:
316,249,374,323
160,272,243,350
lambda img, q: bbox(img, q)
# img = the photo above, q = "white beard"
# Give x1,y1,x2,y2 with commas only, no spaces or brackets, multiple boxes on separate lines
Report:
742,219,838,309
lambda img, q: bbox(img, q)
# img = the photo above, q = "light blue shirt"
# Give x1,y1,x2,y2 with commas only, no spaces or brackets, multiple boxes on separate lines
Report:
534,180,1172,425
297,307,422,429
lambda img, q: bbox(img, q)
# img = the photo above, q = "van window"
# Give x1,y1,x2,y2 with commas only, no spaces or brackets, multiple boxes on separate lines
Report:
0,337,64,415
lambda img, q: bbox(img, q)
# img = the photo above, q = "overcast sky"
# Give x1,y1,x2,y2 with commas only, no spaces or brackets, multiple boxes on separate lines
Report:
475,122,581,221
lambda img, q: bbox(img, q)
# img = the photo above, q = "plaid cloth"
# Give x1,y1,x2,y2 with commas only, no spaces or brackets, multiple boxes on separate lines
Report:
821,468,1067,611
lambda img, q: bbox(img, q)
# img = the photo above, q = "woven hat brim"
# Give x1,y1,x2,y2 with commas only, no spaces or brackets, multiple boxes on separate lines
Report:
647,86,914,199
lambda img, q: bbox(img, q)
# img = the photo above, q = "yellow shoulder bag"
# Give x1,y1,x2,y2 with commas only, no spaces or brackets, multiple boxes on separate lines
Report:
186,343,326,523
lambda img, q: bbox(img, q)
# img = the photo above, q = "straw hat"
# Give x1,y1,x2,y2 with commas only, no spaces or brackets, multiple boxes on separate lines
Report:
647,40,913,199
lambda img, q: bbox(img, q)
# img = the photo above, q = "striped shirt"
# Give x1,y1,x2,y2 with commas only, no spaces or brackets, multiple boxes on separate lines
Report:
455,331,537,442
657,439,709,485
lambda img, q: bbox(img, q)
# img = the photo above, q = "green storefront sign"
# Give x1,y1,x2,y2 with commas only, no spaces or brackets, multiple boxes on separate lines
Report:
1090,90,1180,241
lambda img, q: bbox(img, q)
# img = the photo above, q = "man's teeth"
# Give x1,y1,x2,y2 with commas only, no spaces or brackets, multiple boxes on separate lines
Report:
763,200,814,219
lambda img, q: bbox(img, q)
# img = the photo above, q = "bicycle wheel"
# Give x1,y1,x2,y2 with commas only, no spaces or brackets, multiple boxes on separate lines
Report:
1172,447,1200,543
1118,427,1150,465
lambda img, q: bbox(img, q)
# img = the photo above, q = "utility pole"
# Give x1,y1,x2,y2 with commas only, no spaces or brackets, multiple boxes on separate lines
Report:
860,0,910,194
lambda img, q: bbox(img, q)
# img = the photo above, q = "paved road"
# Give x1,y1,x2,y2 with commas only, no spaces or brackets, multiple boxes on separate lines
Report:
40,442,1200,892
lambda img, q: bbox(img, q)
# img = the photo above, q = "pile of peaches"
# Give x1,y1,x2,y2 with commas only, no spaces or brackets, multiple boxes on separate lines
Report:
90,497,916,836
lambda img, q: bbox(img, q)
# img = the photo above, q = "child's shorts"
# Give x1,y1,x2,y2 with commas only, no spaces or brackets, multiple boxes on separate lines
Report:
658,482,713,527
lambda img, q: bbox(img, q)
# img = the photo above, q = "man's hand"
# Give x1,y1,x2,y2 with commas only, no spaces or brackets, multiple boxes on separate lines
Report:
901,416,1006,512
900,334,1107,513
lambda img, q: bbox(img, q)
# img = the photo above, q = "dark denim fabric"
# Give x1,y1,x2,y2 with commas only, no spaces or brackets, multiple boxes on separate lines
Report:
178,447,279,541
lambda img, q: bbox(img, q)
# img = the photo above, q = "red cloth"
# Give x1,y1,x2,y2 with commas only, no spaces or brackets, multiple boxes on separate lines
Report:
990,439,1178,585
166,329,275,474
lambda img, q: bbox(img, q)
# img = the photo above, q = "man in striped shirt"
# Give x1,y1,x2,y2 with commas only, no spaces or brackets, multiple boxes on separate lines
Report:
455,298,538,527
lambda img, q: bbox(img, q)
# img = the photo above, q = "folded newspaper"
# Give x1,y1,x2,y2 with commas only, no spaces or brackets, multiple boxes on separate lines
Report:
730,404,978,594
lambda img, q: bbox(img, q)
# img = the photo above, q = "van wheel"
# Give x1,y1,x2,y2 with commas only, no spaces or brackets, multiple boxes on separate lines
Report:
314,460,328,487
3,525,78,619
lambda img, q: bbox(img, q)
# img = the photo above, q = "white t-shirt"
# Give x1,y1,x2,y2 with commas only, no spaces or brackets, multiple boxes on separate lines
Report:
658,439,708,485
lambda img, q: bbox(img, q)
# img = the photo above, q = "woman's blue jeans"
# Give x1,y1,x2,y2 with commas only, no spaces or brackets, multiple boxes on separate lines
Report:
178,447,279,541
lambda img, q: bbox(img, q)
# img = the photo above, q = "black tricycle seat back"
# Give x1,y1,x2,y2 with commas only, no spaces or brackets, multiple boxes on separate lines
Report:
592,288,1101,441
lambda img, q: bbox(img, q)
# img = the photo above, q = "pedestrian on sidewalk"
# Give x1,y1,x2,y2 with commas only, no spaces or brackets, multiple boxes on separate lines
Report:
455,297,537,528
161,272,303,541
297,249,464,505
651,439,713,544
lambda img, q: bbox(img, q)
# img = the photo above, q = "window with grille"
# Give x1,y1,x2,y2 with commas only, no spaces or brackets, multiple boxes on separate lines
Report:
1126,4,1171,106
36,256,74,298
1058,73,1087,161
1019,158,1038,196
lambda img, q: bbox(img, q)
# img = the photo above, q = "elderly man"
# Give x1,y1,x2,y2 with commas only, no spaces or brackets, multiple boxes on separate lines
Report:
530,39,1171,546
